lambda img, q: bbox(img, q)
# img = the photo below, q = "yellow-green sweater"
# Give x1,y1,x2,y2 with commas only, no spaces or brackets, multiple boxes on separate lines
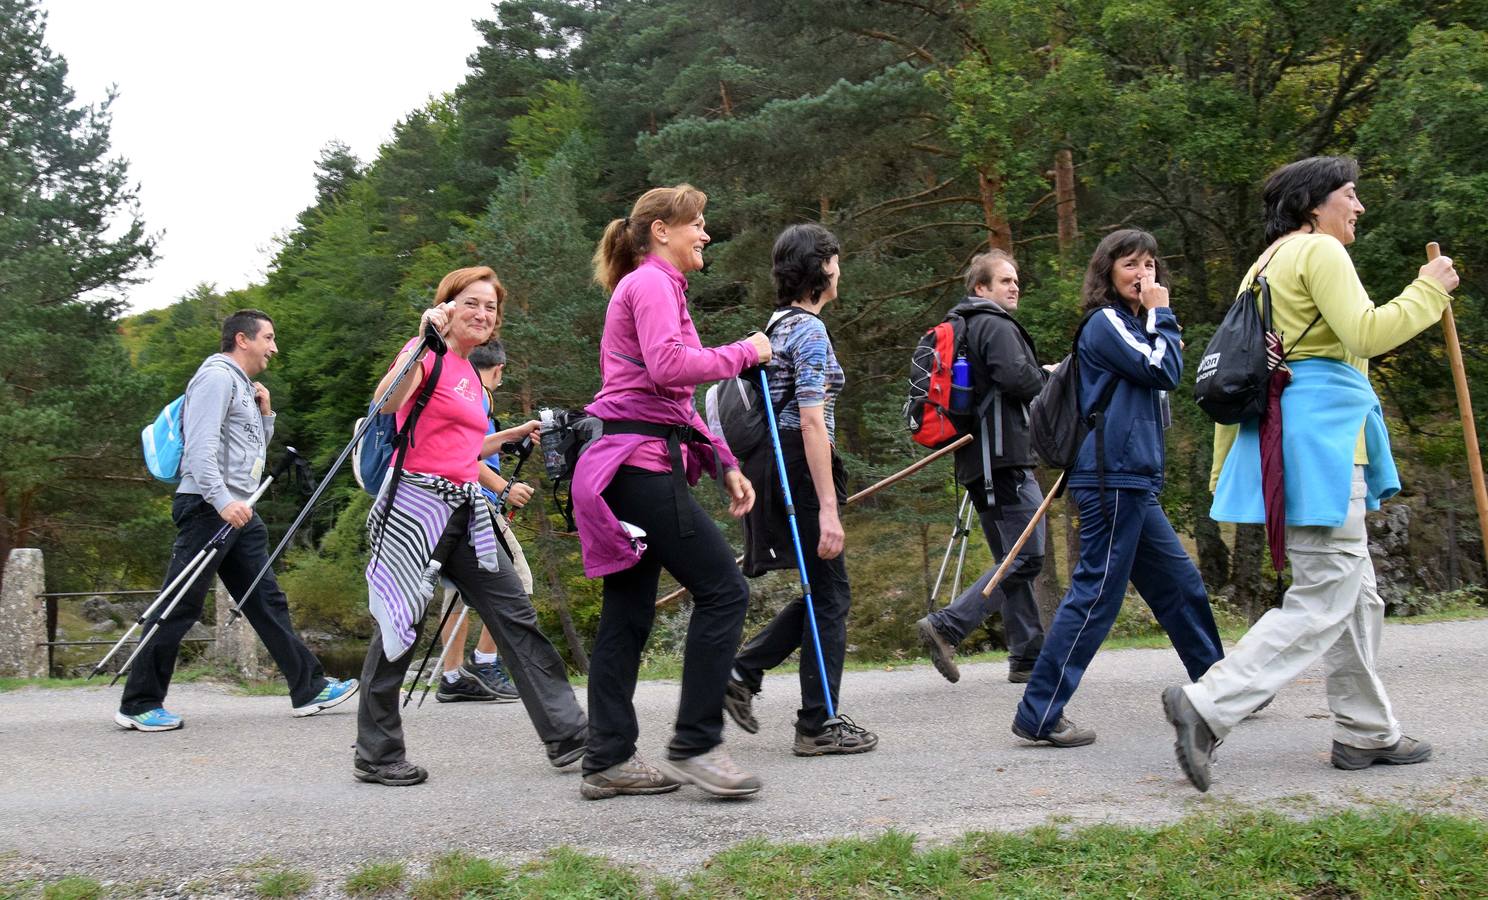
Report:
1209,233,1451,491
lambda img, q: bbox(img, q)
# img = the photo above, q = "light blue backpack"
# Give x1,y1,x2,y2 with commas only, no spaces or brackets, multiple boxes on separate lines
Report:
142,395,186,483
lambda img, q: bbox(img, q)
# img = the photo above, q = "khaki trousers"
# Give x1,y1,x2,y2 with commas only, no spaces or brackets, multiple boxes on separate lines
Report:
1184,468,1401,749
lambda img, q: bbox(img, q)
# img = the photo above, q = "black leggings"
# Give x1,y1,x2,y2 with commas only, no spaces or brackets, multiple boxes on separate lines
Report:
584,468,751,774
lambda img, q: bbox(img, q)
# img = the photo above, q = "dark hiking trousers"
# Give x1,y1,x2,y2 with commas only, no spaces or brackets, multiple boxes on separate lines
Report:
120,493,326,715
927,469,1047,669
1014,487,1223,739
355,503,586,766
584,468,751,775
733,432,851,735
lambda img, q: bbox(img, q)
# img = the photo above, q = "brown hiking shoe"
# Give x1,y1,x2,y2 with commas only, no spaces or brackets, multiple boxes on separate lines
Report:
580,753,681,799
723,677,759,734
1331,736,1432,770
655,744,762,797
1011,715,1096,748
794,716,879,756
916,616,960,684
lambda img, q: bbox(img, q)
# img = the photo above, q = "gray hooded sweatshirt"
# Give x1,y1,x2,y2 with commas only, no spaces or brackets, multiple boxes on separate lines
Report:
176,354,275,513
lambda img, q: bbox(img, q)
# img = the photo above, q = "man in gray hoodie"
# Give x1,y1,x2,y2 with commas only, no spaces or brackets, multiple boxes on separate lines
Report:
116,310,357,731
916,251,1049,685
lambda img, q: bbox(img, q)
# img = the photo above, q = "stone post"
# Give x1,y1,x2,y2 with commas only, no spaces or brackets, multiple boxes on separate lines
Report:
212,578,266,677
0,549,48,678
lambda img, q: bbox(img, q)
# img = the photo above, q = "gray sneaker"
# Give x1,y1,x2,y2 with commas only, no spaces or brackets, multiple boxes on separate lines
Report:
1331,735,1432,771
655,745,762,797
916,617,960,684
794,716,879,756
580,753,681,800
1162,685,1217,791
1012,715,1096,748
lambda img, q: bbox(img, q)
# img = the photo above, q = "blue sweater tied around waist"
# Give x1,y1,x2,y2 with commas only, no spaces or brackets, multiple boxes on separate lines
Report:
1211,358,1399,528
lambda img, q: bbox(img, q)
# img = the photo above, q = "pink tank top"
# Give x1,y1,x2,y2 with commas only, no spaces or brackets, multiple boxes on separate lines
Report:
391,339,486,485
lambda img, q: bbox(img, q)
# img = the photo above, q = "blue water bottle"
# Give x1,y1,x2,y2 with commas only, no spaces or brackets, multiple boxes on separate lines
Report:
950,355,972,414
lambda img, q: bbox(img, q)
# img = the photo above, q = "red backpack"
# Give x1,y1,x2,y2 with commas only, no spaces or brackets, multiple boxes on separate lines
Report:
904,314,970,449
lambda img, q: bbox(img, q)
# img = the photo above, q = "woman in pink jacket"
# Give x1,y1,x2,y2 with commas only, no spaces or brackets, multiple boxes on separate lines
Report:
574,184,771,800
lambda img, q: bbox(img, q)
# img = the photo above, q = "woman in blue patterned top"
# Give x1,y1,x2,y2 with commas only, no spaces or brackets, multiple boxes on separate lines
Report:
724,223,877,756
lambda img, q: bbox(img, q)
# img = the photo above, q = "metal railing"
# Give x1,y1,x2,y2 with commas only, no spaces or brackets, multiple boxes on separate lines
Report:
36,588,213,677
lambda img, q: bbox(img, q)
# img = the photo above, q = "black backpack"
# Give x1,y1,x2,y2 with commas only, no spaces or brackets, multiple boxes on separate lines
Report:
1194,242,1319,424
1029,309,1119,473
703,309,814,461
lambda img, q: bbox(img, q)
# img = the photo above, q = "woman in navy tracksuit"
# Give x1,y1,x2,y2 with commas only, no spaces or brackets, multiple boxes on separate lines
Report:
1012,229,1223,747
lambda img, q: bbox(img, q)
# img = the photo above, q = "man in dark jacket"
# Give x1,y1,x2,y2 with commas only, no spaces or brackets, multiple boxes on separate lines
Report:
917,251,1048,684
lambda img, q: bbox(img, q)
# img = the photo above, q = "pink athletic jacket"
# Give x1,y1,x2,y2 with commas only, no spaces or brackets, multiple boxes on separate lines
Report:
573,254,757,577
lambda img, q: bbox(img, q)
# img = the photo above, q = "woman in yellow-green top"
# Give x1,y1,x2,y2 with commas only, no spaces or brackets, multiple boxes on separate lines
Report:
1163,156,1460,793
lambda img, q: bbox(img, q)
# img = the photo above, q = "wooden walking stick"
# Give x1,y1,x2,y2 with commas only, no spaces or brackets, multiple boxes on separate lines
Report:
654,434,974,608
1428,242,1488,571
981,471,1066,598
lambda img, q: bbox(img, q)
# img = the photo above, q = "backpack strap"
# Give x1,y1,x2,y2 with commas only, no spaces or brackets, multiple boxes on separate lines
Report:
372,350,445,554
761,306,819,417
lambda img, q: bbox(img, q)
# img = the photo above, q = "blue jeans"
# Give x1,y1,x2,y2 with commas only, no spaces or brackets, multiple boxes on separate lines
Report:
1014,487,1222,738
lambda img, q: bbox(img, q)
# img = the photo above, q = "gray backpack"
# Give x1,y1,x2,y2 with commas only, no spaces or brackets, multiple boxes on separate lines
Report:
1029,309,1117,471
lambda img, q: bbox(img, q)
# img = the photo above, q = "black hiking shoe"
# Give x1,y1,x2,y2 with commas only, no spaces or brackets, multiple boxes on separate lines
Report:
916,616,960,684
723,677,759,734
464,657,520,703
1011,715,1096,748
1008,666,1034,684
546,729,587,768
435,672,497,703
1331,736,1432,770
1163,686,1217,792
794,716,879,756
354,756,428,787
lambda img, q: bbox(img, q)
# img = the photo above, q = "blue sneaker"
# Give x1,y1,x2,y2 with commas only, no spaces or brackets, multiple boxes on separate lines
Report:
463,657,519,703
292,677,360,718
114,708,183,732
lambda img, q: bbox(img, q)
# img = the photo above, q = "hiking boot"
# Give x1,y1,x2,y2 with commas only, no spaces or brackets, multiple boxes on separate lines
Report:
1008,666,1034,684
1162,686,1217,792
1011,715,1096,748
655,744,762,797
723,677,759,734
546,730,587,768
114,708,183,732
916,616,960,684
794,716,879,756
354,756,428,787
1331,736,1432,771
464,658,520,703
1244,694,1274,720
580,753,681,800
292,677,359,718
436,672,497,703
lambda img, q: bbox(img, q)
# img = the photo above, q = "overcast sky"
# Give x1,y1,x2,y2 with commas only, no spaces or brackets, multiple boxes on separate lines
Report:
42,0,497,312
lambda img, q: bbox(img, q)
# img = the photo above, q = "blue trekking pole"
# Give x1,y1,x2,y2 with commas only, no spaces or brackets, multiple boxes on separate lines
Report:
755,368,836,721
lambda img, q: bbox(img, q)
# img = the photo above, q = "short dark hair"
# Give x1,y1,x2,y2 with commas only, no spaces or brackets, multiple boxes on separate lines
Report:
220,309,273,353
469,339,506,371
1080,229,1168,314
1262,156,1360,244
964,250,1017,296
771,223,841,308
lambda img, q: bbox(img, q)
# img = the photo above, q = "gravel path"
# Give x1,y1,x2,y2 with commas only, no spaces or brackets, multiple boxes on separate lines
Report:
2,618,1484,891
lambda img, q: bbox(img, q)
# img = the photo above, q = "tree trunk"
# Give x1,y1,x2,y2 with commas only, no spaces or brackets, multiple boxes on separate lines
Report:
719,81,734,117
920,520,934,614
977,168,1013,253
1195,514,1229,595
1230,523,1268,623
1033,470,1063,624
1063,497,1081,587
1054,147,1078,254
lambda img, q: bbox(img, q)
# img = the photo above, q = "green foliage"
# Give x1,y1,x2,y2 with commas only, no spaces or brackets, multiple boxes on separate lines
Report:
39,877,100,900
253,868,313,899
409,851,508,900
343,861,406,897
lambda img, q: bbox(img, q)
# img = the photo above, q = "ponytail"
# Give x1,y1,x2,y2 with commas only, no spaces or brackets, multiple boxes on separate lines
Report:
592,184,708,294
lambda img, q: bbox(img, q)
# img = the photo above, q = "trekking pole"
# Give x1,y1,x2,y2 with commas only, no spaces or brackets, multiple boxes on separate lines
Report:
950,493,973,598
417,599,470,708
101,450,300,683
654,433,975,609
1428,242,1488,571
755,368,836,720
228,327,448,624
927,491,973,612
404,585,462,708
980,471,1065,599
492,436,535,519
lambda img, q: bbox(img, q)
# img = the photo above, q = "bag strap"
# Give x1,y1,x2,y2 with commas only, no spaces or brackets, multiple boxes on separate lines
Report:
373,350,445,552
